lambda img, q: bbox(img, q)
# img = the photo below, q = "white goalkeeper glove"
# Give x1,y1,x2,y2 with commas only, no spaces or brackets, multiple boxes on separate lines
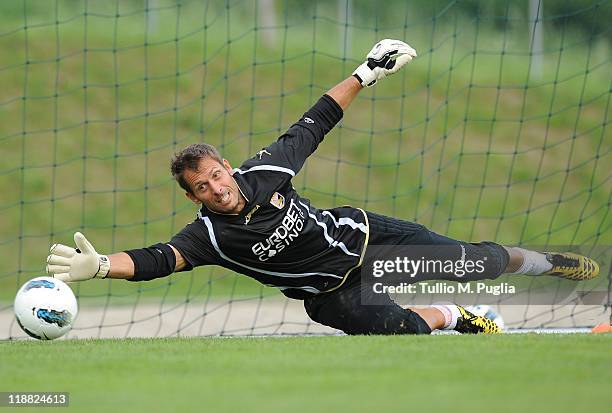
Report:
352,39,417,87
46,232,110,282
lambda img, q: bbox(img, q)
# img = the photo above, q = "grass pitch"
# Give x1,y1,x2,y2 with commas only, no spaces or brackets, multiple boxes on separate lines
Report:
1,334,610,413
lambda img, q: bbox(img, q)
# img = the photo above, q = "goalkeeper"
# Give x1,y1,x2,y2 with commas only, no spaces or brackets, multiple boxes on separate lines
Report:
46,39,599,335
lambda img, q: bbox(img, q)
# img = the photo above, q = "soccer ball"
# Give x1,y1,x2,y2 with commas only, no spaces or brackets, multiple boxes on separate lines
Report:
466,305,505,330
14,276,78,340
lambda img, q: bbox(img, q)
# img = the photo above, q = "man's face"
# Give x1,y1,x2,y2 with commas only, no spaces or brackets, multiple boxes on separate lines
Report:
183,157,245,215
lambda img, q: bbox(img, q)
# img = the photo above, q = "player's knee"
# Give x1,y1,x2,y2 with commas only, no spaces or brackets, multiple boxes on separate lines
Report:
401,309,432,335
471,241,510,279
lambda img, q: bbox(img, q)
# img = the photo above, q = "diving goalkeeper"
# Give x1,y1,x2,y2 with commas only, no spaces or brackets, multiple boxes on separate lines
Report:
45,39,599,335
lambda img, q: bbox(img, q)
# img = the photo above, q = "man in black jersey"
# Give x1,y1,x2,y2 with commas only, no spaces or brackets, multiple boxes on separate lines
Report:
46,39,599,335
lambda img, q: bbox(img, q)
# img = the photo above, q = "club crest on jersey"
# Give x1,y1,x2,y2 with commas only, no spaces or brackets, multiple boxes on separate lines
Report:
244,204,260,225
270,192,285,209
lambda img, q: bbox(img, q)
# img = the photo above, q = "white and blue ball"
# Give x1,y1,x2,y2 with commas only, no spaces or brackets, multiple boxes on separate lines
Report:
14,276,78,340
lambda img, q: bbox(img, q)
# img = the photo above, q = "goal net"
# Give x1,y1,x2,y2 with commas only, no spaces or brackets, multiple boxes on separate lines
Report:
1,0,610,338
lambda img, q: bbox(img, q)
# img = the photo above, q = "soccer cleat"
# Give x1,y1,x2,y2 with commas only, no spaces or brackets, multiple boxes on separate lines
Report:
454,306,501,334
543,252,599,281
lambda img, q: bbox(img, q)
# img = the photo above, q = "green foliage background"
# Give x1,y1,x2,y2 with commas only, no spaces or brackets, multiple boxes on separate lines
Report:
0,0,609,302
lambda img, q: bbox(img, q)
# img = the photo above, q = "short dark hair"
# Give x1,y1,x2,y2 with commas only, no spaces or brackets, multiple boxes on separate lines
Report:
170,143,223,194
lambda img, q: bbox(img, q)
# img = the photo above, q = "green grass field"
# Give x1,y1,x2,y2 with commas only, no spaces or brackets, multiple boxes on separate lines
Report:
1,334,611,413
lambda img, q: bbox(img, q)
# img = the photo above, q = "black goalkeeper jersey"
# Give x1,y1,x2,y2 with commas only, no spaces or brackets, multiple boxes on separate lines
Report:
168,95,369,299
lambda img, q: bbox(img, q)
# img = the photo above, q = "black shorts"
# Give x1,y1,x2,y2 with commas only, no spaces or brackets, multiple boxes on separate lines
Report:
303,212,509,335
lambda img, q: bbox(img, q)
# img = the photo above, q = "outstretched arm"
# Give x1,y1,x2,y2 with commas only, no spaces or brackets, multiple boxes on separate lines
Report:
238,39,418,181
326,76,362,111
46,232,187,282
326,39,417,111
104,247,187,280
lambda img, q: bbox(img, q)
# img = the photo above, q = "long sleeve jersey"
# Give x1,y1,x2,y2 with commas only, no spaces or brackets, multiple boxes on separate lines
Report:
154,95,369,299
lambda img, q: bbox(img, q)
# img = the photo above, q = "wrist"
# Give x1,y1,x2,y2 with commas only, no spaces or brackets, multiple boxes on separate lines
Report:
94,255,111,279
351,73,365,88
352,62,376,87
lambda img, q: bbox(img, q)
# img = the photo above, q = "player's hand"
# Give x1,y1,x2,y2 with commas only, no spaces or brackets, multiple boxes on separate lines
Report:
46,232,110,282
352,39,417,87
